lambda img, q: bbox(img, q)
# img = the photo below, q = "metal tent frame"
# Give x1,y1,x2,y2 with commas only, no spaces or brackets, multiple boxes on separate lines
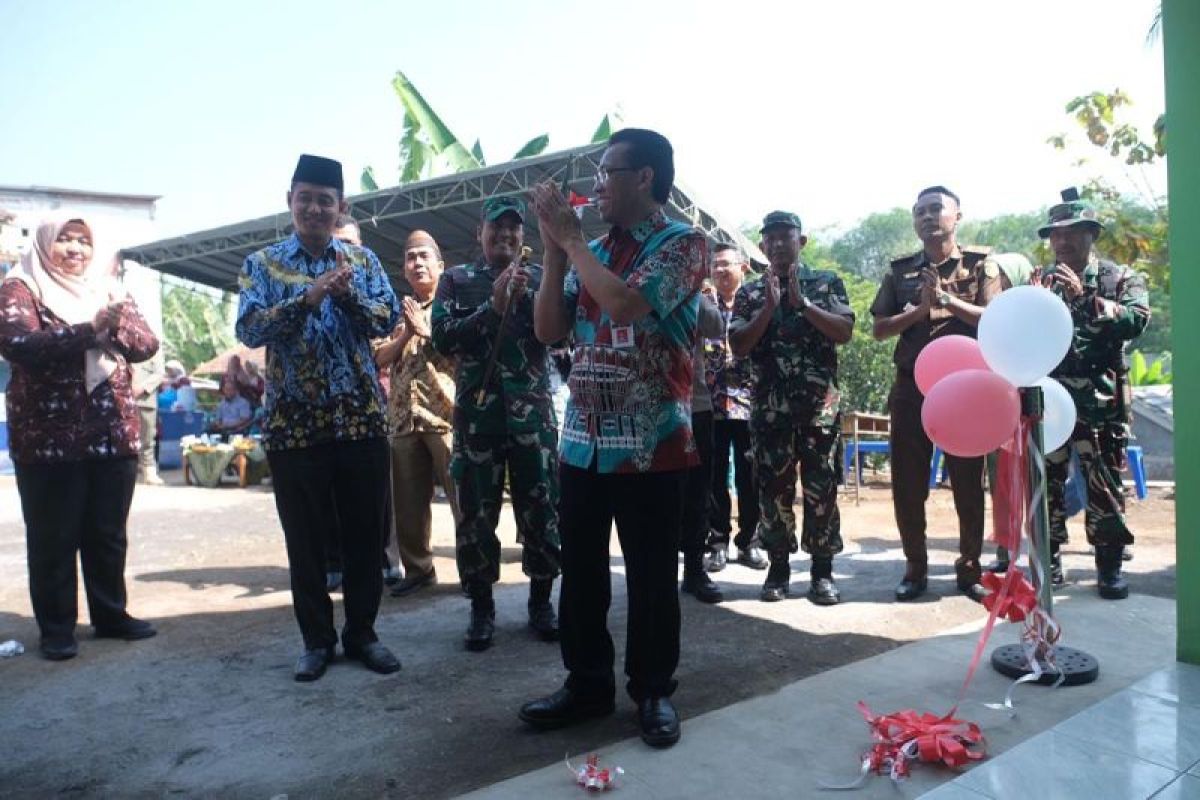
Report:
122,143,762,291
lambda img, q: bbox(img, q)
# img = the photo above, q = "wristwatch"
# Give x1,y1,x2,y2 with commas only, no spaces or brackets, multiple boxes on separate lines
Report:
936,291,951,308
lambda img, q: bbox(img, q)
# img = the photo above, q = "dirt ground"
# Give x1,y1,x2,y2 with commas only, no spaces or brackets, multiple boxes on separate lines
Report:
0,471,1177,799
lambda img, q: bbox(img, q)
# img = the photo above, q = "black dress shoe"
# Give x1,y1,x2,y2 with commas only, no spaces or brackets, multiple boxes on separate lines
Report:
40,636,78,661
736,546,769,570
703,548,728,573
986,559,1010,574
344,641,401,674
383,566,402,587
519,687,615,730
808,577,841,606
760,559,790,602
93,617,157,641
390,568,436,597
294,646,334,682
528,600,560,641
465,606,495,652
894,576,928,601
637,696,681,748
680,569,724,604
958,582,989,603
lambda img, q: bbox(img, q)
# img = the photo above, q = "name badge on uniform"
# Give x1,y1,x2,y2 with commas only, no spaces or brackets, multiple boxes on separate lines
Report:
611,325,635,350
903,271,920,279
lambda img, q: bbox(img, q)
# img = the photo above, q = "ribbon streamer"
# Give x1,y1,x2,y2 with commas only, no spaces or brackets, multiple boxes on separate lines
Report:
566,754,623,792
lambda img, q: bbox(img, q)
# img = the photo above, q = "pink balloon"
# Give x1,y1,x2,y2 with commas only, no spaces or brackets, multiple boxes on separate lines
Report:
915,335,990,395
921,369,1020,457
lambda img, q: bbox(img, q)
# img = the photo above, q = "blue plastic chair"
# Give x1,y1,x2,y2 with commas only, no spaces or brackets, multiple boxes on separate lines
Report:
1126,445,1148,500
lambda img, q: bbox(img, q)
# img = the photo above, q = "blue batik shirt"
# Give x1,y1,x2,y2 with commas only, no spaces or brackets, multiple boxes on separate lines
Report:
236,234,400,451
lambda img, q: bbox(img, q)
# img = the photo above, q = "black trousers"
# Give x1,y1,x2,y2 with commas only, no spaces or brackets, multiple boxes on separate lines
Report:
267,437,390,651
709,418,758,549
888,373,985,583
680,411,714,561
559,461,685,702
16,457,138,642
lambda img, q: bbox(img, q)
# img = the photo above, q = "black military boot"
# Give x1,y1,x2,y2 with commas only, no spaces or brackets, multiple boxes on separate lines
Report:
807,556,841,605
760,555,791,602
464,583,496,652
681,552,724,604
1095,545,1130,600
528,578,560,641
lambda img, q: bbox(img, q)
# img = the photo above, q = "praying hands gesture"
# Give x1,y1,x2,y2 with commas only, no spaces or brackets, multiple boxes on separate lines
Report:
306,251,353,307
529,181,585,254
1044,266,1084,301
402,296,430,339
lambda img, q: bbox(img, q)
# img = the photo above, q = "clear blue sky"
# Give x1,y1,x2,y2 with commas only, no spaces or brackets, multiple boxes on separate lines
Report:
3,0,1166,243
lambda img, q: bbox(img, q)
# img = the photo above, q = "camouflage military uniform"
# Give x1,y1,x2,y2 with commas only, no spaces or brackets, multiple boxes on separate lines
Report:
1042,255,1150,548
730,263,855,559
431,257,561,588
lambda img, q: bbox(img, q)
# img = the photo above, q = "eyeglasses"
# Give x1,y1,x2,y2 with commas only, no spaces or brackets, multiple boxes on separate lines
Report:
595,166,640,183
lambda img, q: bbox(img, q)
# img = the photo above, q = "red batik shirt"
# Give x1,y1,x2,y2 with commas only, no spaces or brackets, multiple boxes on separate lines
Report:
0,280,159,464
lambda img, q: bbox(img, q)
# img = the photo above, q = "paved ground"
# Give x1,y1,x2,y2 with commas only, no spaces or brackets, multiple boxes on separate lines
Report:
0,471,1177,798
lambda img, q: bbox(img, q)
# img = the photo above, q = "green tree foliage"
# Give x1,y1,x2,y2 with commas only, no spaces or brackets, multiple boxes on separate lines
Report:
160,286,235,371
805,241,894,414
1048,89,1168,290
829,208,915,282
959,211,1049,263
1048,88,1169,353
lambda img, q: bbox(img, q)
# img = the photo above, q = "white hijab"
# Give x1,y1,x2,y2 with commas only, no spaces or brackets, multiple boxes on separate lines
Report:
4,216,122,393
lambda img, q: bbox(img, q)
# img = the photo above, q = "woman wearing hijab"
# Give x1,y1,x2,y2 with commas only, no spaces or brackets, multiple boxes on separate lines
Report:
0,217,160,660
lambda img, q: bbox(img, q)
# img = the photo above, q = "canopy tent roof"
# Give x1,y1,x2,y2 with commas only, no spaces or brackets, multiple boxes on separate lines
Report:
121,143,763,292
192,343,265,377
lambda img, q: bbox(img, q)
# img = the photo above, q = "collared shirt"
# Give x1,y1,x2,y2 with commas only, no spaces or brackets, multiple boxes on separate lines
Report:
387,298,456,435
729,263,855,427
236,234,400,451
0,280,159,463
215,395,252,428
870,246,1003,372
1042,255,1150,424
705,293,754,422
431,257,554,435
560,210,707,474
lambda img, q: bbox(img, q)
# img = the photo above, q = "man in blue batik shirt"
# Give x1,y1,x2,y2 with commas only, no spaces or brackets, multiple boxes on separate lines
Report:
237,154,401,682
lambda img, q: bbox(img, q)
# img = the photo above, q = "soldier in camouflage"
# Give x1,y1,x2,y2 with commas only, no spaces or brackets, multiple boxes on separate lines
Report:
431,196,562,650
1037,189,1150,600
728,211,855,605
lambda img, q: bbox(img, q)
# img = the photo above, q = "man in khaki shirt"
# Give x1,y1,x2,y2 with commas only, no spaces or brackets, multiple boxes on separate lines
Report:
376,230,460,596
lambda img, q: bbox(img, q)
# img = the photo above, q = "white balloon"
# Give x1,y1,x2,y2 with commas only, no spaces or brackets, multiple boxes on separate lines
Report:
978,286,1073,387
1036,376,1077,452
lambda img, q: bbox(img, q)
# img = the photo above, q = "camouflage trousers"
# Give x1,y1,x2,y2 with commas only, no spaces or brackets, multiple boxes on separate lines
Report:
749,419,843,559
450,429,562,587
1046,421,1133,548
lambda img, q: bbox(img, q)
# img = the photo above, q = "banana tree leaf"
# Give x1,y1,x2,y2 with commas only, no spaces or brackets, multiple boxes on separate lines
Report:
513,134,549,159
390,70,480,172
398,113,432,184
1131,350,1148,384
591,115,612,143
360,166,379,192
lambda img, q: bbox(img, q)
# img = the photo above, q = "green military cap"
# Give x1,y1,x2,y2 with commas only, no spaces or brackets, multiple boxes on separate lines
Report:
481,195,526,223
1037,187,1104,239
760,210,803,234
